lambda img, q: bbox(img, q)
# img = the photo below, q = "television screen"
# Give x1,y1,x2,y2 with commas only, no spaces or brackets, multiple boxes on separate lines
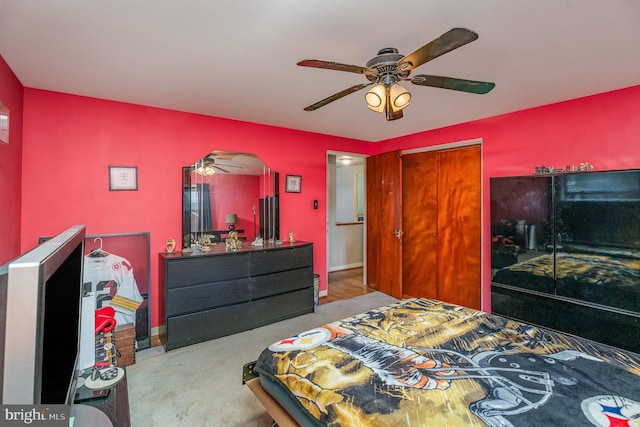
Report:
1,225,85,405
40,242,83,403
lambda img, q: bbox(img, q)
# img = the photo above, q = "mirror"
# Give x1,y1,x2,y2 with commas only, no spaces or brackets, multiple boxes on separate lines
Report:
0,100,9,144
182,150,279,251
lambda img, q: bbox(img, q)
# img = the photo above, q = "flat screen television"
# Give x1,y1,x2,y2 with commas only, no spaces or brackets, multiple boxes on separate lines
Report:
0,225,86,405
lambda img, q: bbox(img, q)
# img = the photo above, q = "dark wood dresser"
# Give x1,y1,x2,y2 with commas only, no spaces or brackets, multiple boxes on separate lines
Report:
160,241,314,351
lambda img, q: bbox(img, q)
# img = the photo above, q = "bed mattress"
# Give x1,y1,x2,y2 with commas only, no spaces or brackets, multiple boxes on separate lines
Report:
253,298,640,427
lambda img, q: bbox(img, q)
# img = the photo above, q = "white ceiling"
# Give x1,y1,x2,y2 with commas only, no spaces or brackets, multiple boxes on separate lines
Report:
1,1,639,142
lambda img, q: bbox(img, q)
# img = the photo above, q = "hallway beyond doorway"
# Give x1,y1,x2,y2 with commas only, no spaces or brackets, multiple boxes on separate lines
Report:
320,268,376,305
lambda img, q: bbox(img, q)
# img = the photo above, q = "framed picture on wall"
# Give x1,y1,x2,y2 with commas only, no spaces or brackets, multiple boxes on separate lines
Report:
285,175,302,193
109,166,138,191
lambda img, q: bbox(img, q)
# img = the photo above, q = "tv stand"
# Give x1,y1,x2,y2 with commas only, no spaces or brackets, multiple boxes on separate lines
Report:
75,367,130,427
71,404,113,426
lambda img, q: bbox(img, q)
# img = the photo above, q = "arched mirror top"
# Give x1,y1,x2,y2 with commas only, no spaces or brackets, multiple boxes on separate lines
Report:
195,151,267,176
182,150,280,253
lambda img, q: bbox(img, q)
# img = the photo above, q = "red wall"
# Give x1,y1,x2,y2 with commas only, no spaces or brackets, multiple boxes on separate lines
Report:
21,89,371,328
0,56,24,265
18,78,640,324
203,173,260,241
379,84,640,311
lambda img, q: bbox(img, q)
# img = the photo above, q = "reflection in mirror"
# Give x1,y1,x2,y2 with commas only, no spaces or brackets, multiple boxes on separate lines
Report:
0,100,9,144
182,151,279,252
335,156,365,223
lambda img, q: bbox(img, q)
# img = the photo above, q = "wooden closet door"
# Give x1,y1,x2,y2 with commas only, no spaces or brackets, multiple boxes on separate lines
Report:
436,145,481,309
366,150,403,299
402,151,438,298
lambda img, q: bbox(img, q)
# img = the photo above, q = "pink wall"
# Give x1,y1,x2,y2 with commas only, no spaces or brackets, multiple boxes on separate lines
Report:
17,78,640,325
379,84,640,311
0,56,24,265
21,89,372,328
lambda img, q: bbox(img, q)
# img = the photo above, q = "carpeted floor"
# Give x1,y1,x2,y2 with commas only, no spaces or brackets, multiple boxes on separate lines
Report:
127,291,398,426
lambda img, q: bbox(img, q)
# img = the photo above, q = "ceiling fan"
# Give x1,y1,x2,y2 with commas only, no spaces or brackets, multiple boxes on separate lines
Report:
297,28,495,121
195,153,243,174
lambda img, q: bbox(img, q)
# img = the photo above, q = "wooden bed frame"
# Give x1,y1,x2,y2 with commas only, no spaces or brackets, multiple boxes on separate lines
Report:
243,362,299,427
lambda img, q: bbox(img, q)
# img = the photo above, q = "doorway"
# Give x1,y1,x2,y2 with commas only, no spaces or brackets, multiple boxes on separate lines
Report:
326,152,367,297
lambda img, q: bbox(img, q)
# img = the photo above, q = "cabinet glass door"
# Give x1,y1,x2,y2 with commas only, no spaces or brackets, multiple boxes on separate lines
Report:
490,176,555,293
554,170,640,311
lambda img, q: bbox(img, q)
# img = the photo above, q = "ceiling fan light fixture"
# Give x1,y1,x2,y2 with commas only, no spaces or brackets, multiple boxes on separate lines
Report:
365,84,386,113
195,165,215,175
390,83,411,109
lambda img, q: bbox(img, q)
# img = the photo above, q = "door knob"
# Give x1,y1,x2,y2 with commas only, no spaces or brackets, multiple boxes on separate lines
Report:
394,229,404,238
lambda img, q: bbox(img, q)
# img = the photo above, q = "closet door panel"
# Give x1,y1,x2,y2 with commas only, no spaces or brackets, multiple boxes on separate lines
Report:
436,146,482,309
366,150,403,299
402,151,438,298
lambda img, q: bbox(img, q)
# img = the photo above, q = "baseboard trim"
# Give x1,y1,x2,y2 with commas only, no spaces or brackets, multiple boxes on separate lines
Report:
328,262,363,272
150,325,165,347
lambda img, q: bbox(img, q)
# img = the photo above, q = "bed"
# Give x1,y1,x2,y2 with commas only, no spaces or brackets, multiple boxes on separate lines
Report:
244,297,640,427
492,245,640,312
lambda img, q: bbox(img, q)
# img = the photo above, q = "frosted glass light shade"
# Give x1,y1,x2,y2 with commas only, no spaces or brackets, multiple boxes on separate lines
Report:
390,84,411,109
195,165,215,175
365,84,386,113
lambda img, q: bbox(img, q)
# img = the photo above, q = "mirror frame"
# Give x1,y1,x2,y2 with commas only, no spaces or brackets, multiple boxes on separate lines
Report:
0,100,9,144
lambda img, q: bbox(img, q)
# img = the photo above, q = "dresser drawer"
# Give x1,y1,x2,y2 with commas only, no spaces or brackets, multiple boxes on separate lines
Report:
166,278,251,316
166,253,250,288
251,267,313,299
252,287,314,326
250,244,313,276
165,302,252,351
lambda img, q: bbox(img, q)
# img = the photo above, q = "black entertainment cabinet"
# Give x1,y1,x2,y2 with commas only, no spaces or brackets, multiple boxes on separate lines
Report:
490,170,640,354
160,241,314,351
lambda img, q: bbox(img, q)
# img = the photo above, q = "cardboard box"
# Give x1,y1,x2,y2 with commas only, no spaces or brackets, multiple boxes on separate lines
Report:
115,323,136,366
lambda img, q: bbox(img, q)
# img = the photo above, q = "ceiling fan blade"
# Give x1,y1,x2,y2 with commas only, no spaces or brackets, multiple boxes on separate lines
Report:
213,165,231,173
399,28,479,71
411,75,495,94
297,59,372,75
303,83,372,111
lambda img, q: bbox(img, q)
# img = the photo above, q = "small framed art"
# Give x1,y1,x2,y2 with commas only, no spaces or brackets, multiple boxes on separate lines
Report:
109,166,138,191
285,175,302,193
